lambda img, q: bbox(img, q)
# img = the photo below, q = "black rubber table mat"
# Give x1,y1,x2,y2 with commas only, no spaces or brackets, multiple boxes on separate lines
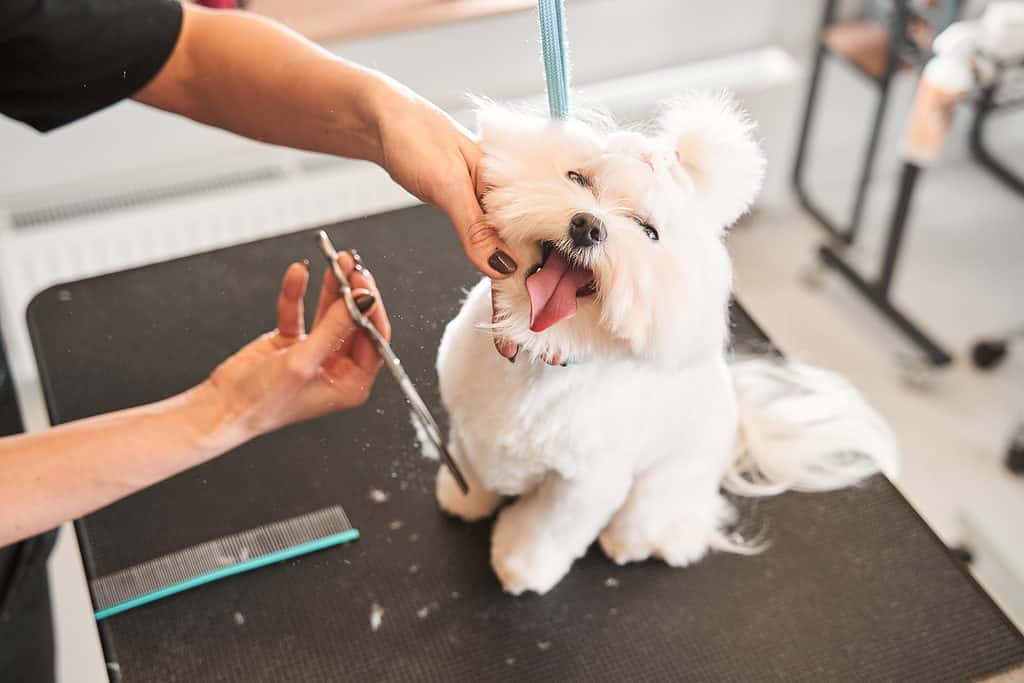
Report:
27,205,1024,682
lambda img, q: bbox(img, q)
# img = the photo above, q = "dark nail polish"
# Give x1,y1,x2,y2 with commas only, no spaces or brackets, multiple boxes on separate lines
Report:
488,250,518,275
561,362,568,367
355,294,375,313
301,259,310,271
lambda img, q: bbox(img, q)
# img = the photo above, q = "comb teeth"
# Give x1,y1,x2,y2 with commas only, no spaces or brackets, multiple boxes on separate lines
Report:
91,506,353,612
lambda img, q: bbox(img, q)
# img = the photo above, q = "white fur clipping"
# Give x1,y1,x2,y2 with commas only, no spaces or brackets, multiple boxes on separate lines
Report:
658,91,766,228
725,358,900,496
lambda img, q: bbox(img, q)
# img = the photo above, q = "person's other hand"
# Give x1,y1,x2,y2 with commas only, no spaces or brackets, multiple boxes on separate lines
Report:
202,251,390,439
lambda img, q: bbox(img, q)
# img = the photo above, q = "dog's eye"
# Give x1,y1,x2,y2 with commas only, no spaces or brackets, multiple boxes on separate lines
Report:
632,216,659,241
567,171,589,187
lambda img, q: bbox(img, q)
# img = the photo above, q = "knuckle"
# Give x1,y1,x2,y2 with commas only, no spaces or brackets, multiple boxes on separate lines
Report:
466,219,496,247
284,354,314,381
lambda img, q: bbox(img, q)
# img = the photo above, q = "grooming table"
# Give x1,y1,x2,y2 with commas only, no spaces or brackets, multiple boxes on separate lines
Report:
27,206,1024,682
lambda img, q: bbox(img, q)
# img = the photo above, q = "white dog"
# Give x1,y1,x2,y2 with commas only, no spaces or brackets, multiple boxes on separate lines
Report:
434,93,899,596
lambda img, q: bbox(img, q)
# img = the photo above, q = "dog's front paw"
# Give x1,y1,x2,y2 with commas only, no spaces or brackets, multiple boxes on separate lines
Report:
491,507,573,595
436,467,501,521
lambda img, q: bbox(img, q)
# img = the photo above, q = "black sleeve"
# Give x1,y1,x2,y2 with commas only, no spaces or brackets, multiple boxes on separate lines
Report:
0,0,184,132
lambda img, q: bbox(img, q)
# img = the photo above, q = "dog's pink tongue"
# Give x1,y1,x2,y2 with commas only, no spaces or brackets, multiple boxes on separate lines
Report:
526,250,593,332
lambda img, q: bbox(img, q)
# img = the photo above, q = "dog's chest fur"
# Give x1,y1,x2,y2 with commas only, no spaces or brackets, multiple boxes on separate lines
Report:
437,280,738,496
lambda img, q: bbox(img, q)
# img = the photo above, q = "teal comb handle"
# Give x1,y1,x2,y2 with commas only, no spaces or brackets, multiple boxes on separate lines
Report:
94,528,359,621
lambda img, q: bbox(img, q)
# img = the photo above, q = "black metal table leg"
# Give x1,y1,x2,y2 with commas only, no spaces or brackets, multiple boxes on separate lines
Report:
969,84,1024,197
1007,423,1024,475
847,3,909,244
793,0,909,245
818,162,953,366
792,0,840,235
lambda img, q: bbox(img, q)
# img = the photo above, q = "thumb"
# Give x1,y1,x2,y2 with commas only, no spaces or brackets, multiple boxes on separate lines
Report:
455,207,518,280
294,299,360,368
447,145,518,279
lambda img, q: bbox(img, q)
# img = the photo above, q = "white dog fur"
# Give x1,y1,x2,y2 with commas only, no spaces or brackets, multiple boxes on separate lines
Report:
434,92,899,596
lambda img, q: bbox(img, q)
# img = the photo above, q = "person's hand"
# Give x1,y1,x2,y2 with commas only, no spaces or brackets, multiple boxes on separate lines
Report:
370,83,531,363
371,82,518,281
201,252,391,440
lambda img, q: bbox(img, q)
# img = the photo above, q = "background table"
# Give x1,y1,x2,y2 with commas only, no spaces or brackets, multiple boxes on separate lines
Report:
28,206,1024,682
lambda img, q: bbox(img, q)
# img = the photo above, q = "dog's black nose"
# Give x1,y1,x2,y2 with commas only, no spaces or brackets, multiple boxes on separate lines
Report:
569,212,607,248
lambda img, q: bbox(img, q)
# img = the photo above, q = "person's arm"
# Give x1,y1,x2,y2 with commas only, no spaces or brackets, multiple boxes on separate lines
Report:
134,4,517,280
0,387,237,547
0,254,387,547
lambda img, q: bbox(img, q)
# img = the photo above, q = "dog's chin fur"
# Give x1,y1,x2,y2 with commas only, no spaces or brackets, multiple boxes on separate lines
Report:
435,92,900,596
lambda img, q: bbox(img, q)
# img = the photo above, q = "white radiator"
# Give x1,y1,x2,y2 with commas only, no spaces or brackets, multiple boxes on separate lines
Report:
0,46,801,421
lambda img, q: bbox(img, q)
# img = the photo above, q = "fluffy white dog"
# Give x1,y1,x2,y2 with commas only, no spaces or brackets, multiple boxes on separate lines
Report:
434,93,899,596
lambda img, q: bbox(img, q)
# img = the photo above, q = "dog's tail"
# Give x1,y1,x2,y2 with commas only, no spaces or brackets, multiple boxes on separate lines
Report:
723,358,899,497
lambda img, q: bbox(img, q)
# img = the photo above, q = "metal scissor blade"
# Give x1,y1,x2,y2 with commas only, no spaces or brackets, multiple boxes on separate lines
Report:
398,374,469,494
316,231,470,494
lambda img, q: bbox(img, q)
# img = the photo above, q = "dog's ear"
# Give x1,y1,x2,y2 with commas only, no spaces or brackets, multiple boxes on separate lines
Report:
658,92,765,228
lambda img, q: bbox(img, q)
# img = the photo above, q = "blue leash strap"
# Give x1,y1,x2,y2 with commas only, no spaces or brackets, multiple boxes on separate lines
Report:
538,0,570,119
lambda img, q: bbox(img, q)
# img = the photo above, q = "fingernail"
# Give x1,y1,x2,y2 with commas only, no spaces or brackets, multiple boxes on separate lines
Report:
301,259,310,271
350,249,364,271
509,346,519,363
560,362,568,367
488,250,517,275
355,293,375,313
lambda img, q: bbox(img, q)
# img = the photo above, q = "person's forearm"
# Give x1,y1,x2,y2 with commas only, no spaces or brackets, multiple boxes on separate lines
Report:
135,5,400,165
0,384,242,547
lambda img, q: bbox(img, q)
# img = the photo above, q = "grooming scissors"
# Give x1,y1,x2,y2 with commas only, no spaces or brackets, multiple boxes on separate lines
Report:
316,231,469,494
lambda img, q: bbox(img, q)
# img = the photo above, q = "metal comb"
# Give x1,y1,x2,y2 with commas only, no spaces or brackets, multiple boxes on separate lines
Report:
91,505,358,620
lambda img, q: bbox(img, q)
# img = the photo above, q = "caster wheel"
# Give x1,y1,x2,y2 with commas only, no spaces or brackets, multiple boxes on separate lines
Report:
1007,426,1024,476
950,545,973,565
972,340,1007,370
